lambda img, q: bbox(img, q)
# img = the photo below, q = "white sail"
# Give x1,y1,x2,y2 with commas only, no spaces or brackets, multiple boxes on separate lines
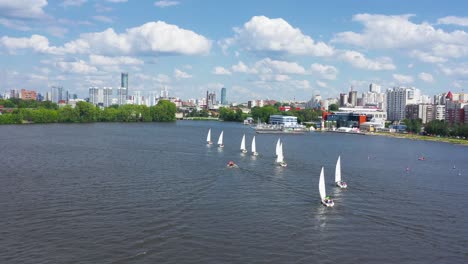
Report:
217,131,224,145
275,138,281,156
240,134,246,151
335,156,341,182
276,143,284,163
251,136,257,153
206,129,211,143
319,167,326,200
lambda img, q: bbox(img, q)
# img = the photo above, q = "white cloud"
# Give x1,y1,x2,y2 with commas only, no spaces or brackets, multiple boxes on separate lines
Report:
439,64,468,77
418,72,434,83
259,74,290,82
106,0,127,2
55,60,98,74
61,0,87,7
340,50,396,70
156,74,171,83
93,15,113,23
0,21,212,56
316,80,327,88
253,58,306,75
0,34,60,54
309,63,338,80
410,50,447,63
174,69,192,79
333,13,468,61
0,0,48,19
393,74,414,84
154,1,179,8
437,16,468,27
212,66,232,75
89,55,143,66
0,18,30,31
232,16,334,56
231,61,250,73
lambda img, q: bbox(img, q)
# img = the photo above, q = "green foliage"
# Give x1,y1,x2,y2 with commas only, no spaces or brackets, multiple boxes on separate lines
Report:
151,100,176,122
288,108,321,123
403,118,422,134
328,104,339,111
219,107,245,122
75,102,97,123
424,120,449,136
251,105,281,123
58,105,79,122
186,109,210,117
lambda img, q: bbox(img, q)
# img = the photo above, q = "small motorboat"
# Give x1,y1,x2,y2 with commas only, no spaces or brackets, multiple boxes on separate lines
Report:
227,161,238,168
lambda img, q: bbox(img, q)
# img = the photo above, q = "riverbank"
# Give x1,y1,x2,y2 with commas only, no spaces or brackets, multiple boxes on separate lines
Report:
367,132,468,145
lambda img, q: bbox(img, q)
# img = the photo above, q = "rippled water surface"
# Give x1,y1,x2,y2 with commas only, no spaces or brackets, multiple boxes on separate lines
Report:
1,121,467,263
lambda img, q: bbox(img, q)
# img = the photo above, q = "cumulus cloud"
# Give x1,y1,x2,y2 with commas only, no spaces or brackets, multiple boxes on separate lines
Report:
231,61,250,73
316,80,327,88
0,21,212,56
340,50,396,70
0,18,31,31
439,64,468,77
410,50,447,63
154,1,179,8
174,69,192,79
0,0,48,19
106,0,127,2
89,55,143,66
253,58,306,74
437,16,468,27
231,16,334,56
418,72,434,83
55,60,98,74
333,13,468,62
212,66,232,75
309,63,338,80
393,73,414,84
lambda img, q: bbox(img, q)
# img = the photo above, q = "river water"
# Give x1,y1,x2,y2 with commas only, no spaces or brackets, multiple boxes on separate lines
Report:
1,121,467,263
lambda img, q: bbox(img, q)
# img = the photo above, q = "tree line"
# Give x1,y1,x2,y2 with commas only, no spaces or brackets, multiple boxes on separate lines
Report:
0,99,176,124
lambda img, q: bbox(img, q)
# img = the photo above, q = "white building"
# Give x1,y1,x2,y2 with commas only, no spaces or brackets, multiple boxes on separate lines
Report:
269,115,299,127
386,87,421,121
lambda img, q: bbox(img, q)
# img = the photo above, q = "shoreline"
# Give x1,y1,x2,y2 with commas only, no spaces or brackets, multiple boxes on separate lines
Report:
365,132,468,146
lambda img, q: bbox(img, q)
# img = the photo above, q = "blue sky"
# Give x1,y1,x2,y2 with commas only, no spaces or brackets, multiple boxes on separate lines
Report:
1,0,467,102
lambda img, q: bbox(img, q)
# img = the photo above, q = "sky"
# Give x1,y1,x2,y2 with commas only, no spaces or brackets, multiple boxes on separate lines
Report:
1,0,468,102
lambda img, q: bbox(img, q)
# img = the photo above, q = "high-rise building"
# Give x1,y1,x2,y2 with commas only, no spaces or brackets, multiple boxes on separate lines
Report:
221,87,227,105
20,89,37,100
89,87,99,105
51,86,63,103
348,90,357,107
206,91,216,109
369,83,381,93
103,87,113,107
339,93,348,107
386,87,421,121
116,87,127,105
121,72,129,101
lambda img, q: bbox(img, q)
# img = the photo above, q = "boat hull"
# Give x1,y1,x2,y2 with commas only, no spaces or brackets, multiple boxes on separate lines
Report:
336,181,347,189
321,199,335,207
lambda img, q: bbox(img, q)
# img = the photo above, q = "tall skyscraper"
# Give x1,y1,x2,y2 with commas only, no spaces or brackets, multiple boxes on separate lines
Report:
221,87,227,105
386,87,421,121
121,72,128,89
121,72,129,102
89,87,99,105
51,86,63,103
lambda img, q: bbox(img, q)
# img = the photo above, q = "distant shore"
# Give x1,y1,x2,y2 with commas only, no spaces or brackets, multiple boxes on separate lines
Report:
366,132,468,146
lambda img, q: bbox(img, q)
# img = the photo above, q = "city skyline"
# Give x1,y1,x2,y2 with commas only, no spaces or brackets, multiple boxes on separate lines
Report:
1,0,467,101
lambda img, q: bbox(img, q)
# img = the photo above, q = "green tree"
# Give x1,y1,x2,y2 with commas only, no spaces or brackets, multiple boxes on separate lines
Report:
151,100,176,121
328,104,339,111
75,101,97,122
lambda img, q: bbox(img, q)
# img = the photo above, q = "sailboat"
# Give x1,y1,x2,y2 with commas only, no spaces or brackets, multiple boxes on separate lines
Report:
276,143,287,167
217,131,224,148
251,136,258,156
240,134,247,153
206,128,213,145
275,138,281,157
335,156,347,188
319,167,334,207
